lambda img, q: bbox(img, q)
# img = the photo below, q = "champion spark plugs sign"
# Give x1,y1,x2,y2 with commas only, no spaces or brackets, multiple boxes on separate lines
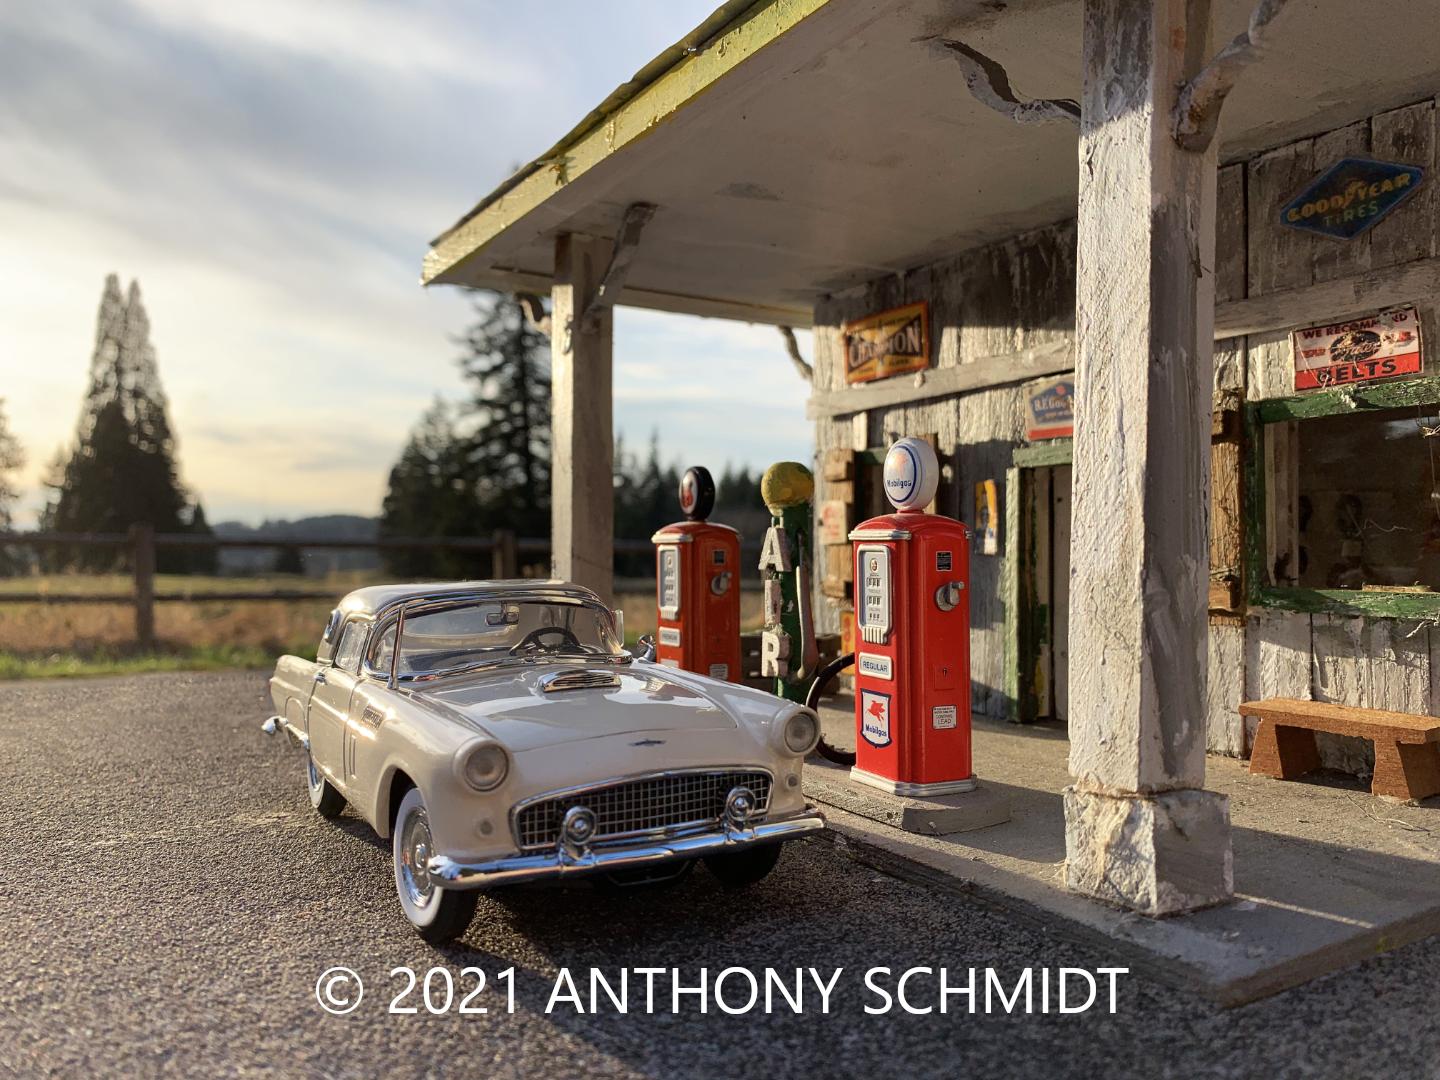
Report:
1291,307,1423,390
842,301,929,384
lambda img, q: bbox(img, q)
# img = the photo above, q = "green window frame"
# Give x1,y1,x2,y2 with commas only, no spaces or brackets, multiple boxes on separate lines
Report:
1244,374,1440,619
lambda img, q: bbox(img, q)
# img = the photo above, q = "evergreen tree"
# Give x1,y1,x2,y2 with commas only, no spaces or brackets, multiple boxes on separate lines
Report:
379,399,480,577
456,293,550,538
44,275,210,572
185,502,219,574
0,399,25,575
272,543,305,576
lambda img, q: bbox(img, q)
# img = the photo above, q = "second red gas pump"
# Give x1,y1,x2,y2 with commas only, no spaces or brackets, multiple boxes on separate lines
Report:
848,438,974,796
651,467,742,681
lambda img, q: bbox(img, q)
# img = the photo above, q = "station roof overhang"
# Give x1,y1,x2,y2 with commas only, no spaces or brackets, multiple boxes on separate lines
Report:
422,0,1440,328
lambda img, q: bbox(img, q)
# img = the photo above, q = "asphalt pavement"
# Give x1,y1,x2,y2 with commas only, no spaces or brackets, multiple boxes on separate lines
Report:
2,670,1438,1079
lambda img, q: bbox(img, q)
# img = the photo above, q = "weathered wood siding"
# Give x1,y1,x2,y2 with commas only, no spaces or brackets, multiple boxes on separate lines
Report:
811,222,1074,717
809,97,1440,752
1238,98,1440,774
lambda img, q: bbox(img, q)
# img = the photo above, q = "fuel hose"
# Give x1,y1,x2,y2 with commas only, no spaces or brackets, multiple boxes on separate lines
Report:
805,652,856,766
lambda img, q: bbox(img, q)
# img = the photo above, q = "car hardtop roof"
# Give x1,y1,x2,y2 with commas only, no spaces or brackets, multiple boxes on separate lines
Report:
336,580,607,619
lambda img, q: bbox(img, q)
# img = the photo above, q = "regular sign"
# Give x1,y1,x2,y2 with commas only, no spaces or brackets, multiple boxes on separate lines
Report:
1291,307,1422,390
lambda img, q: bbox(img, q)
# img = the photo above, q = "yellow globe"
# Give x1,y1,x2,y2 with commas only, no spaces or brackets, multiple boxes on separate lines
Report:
761,462,814,512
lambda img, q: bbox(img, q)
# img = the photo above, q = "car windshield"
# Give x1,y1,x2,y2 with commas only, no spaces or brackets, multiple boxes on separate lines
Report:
368,599,626,678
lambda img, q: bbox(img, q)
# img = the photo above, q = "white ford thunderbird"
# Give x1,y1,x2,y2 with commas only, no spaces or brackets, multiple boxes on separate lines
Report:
263,581,825,942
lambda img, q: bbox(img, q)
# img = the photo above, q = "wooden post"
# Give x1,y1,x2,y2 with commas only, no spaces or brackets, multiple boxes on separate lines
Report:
1063,0,1232,914
491,528,518,579
550,233,616,604
130,523,156,651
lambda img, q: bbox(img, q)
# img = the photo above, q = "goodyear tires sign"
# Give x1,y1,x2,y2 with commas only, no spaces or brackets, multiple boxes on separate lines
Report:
842,302,929,384
1280,158,1425,240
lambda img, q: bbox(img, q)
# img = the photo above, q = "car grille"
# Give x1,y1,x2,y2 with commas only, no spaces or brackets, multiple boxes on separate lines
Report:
514,770,773,851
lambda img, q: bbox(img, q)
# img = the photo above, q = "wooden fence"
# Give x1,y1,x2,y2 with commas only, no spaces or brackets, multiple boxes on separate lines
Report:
0,528,754,650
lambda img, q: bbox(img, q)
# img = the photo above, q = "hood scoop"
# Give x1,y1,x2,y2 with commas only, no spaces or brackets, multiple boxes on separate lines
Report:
538,669,623,694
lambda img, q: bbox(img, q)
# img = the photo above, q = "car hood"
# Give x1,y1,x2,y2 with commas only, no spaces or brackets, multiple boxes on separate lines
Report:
413,664,740,752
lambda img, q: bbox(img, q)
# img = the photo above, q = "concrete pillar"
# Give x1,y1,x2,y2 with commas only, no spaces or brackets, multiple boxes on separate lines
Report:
1064,0,1233,914
550,233,616,604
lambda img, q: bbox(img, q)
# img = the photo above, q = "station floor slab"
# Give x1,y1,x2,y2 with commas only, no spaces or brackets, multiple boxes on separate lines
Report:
808,700,1440,1005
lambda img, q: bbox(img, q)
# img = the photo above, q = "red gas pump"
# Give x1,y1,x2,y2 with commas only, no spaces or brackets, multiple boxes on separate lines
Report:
848,438,973,796
651,467,742,681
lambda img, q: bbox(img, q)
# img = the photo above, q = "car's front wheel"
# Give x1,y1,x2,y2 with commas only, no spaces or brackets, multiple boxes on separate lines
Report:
307,753,345,819
392,786,478,944
703,841,784,888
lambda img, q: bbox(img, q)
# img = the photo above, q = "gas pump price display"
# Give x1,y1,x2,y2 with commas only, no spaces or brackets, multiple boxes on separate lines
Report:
314,963,1129,1018
858,545,892,645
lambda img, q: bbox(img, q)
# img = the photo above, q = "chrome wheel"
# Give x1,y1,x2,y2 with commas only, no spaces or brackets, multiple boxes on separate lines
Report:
307,756,323,795
399,806,435,908
306,751,345,818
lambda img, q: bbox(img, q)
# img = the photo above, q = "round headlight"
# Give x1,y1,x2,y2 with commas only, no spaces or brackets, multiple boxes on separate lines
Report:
457,741,510,792
781,708,820,755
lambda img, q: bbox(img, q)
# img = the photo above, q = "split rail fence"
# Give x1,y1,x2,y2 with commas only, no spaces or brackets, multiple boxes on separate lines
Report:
0,528,760,651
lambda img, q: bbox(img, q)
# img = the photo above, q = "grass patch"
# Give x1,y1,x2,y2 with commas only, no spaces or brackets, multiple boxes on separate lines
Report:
0,643,314,681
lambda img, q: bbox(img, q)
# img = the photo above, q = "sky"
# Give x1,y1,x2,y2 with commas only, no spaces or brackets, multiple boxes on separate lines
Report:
0,0,813,527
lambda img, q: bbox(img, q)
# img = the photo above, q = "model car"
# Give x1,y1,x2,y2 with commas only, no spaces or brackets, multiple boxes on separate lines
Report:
263,580,825,942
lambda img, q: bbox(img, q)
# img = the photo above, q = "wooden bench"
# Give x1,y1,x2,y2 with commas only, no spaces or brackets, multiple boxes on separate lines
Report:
1241,698,1440,802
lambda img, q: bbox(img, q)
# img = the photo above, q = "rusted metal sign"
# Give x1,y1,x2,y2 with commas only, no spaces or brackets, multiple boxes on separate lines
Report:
1291,307,1422,390
842,301,929,384
1279,158,1425,241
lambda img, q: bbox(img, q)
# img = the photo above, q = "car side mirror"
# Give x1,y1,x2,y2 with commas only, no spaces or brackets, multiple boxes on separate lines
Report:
635,634,657,663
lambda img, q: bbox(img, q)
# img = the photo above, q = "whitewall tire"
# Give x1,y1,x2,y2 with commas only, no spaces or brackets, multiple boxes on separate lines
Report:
392,786,478,944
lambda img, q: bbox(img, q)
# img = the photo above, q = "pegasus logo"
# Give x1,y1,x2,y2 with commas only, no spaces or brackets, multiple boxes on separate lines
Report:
630,738,666,747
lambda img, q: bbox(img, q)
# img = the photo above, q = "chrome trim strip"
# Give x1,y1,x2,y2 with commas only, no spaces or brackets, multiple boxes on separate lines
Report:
650,530,693,543
849,766,976,797
848,527,912,541
428,809,826,891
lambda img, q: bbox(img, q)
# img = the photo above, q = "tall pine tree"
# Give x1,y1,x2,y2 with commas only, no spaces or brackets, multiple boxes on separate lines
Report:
379,400,480,577
44,275,211,571
455,293,551,537
379,293,551,575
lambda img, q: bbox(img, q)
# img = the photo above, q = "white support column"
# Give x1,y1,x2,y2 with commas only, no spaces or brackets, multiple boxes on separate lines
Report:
550,233,616,604
1064,0,1233,914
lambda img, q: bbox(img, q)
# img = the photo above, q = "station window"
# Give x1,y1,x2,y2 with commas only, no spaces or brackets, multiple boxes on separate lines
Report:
1249,377,1440,616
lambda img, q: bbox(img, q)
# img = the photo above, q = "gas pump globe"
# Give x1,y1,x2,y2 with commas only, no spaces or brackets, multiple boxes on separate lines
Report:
849,438,974,796
651,466,742,680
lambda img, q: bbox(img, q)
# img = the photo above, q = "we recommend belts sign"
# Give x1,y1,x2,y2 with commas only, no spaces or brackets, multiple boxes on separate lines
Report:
1291,307,1423,390
842,302,929,384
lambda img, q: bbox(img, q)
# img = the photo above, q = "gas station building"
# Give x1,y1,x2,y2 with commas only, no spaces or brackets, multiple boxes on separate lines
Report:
424,0,1440,920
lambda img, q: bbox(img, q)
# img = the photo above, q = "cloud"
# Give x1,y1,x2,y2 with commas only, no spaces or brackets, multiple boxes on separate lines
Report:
0,0,802,526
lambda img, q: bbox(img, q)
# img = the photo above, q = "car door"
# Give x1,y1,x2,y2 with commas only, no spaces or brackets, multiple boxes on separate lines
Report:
307,619,365,788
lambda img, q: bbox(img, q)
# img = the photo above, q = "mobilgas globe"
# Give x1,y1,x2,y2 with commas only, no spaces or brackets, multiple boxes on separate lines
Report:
882,437,939,511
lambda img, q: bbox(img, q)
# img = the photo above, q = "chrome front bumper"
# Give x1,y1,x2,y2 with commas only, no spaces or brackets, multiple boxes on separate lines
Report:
426,809,826,891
